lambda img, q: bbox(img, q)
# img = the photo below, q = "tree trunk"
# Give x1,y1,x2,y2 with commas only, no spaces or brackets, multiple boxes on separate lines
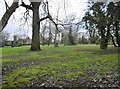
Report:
100,29,108,49
115,21,120,47
48,29,52,46
110,34,118,47
100,36,108,49
54,24,59,47
68,26,75,45
30,3,41,51
116,31,120,47
61,33,64,44
42,35,45,46
90,36,96,44
54,33,58,47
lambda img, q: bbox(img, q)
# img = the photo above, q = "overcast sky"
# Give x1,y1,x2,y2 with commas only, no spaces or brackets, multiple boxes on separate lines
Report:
0,0,88,40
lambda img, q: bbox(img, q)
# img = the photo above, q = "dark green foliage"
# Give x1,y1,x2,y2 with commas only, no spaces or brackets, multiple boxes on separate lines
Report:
83,1,120,49
54,42,59,47
100,37,108,49
81,36,89,44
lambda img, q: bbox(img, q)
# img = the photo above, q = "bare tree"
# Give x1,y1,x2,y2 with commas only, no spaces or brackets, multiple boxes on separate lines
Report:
48,20,52,46
0,0,57,50
62,14,76,45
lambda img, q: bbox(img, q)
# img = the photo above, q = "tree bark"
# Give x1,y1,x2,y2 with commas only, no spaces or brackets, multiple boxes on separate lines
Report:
110,34,118,47
0,1,19,31
54,24,59,47
61,33,64,44
68,26,75,45
115,21,120,47
42,35,45,46
100,37,108,49
100,29,108,49
30,3,41,51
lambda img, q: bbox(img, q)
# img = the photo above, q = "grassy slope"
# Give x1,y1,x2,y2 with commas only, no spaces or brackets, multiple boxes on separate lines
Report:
1,45,119,88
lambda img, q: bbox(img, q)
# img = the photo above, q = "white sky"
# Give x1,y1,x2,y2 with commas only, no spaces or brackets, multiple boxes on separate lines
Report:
0,0,88,40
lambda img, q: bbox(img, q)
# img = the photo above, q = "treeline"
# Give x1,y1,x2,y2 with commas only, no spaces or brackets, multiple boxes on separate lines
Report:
83,1,120,49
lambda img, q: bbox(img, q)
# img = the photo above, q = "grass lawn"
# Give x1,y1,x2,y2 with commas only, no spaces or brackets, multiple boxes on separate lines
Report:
1,45,119,88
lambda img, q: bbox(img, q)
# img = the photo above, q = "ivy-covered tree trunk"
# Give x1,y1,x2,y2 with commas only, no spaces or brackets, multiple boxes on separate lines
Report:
54,24,59,47
30,3,41,51
61,33,64,44
115,21,120,47
100,36,108,49
100,29,108,49
90,36,96,44
68,26,76,45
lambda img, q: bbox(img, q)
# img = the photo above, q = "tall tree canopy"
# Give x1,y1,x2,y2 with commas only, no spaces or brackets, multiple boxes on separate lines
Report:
83,1,120,49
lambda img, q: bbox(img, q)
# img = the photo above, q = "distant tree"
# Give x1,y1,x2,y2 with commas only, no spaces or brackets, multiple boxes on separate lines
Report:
68,26,76,45
19,34,29,45
62,14,77,45
81,36,89,44
48,21,52,46
0,31,10,47
61,33,64,44
41,20,47,46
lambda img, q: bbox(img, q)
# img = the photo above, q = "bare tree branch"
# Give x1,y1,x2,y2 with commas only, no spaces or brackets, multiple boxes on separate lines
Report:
38,16,49,23
4,0,9,10
21,2,32,10
0,1,19,32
